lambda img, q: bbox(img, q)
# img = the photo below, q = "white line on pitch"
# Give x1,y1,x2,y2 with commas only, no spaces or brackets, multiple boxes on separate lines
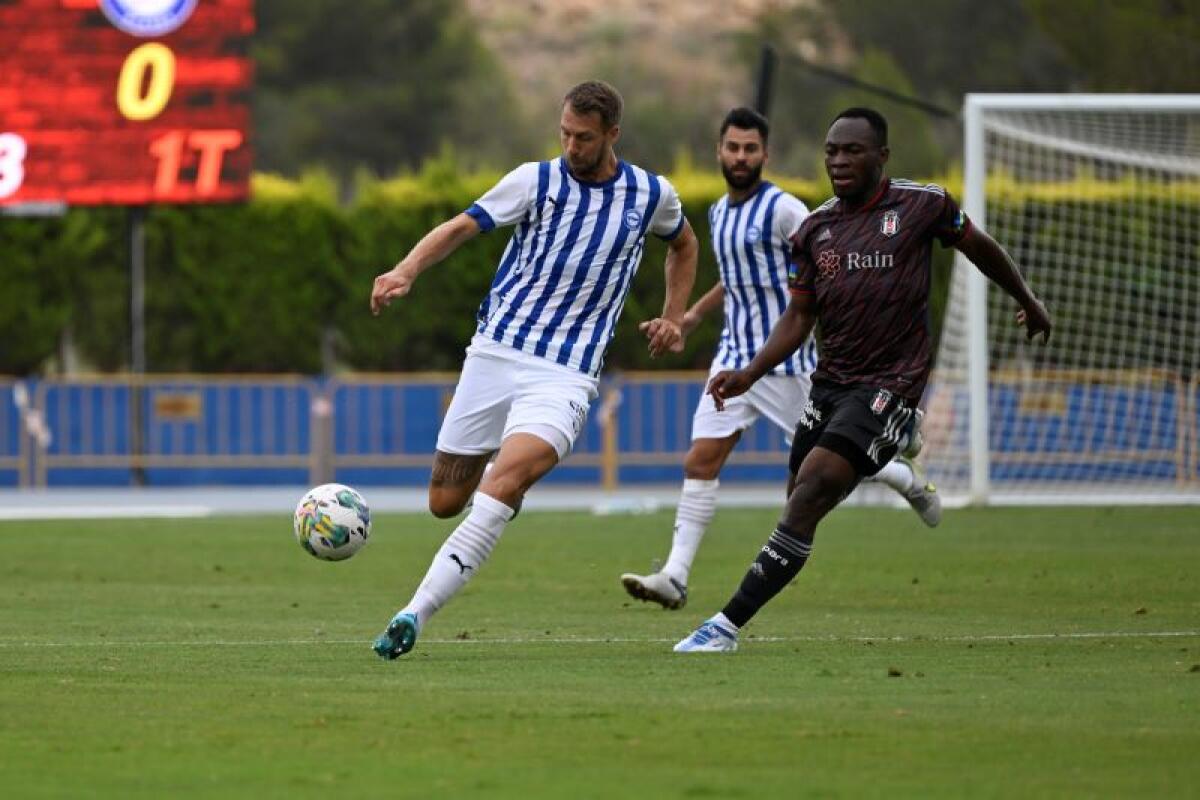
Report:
0,630,1196,649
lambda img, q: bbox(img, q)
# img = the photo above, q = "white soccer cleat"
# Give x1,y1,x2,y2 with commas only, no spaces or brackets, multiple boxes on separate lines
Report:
673,618,739,653
621,570,688,610
900,457,942,528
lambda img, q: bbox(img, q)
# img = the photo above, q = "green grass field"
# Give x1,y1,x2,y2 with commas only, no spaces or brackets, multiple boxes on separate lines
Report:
2,504,1198,798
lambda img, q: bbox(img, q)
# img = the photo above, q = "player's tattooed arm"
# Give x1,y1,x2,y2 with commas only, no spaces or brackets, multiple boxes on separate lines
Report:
430,451,491,489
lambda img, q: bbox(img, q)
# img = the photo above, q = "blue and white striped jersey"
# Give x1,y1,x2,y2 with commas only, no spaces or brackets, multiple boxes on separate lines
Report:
465,158,685,377
709,181,816,376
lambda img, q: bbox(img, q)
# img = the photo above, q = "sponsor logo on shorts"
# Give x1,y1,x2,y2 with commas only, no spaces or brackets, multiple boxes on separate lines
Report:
568,400,588,437
799,399,822,428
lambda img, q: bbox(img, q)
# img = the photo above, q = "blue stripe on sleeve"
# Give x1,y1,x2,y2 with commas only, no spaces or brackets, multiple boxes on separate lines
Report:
656,213,686,241
465,203,495,232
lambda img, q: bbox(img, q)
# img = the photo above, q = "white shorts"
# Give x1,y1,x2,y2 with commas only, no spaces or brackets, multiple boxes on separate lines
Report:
436,335,598,460
691,361,813,442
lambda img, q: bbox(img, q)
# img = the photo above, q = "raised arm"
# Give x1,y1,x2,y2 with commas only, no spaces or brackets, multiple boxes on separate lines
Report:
708,292,817,410
370,212,482,315
641,219,699,357
955,225,1052,342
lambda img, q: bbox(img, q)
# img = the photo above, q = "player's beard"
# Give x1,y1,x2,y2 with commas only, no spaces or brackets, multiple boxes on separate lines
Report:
569,148,607,181
722,161,762,191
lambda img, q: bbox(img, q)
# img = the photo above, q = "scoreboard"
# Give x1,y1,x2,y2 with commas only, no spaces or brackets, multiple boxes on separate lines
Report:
0,0,253,207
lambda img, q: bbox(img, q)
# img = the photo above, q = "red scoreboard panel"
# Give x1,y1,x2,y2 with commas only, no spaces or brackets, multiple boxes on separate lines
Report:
0,0,253,207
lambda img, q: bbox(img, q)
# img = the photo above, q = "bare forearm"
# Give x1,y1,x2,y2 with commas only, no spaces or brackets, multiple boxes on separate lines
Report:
958,228,1037,307
689,283,725,319
662,226,699,323
743,299,816,380
682,283,725,334
398,214,479,276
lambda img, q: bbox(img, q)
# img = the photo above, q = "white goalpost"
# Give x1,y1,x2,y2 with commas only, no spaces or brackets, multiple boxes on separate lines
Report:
925,94,1200,505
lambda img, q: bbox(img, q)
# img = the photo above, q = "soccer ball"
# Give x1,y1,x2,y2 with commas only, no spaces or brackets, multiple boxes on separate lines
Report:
293,483,371,561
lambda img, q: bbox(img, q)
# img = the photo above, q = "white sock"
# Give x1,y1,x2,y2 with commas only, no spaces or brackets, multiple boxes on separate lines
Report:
402,492,515,626
711,611,739,633
662,478,719,585
870,460,915,495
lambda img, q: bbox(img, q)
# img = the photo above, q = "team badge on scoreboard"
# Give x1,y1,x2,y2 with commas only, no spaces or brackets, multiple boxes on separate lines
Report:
880,209,900,237
101,0,199,37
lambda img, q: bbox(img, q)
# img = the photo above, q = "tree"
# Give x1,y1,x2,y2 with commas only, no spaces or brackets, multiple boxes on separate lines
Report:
1025,0,1200,91
253,0,532,186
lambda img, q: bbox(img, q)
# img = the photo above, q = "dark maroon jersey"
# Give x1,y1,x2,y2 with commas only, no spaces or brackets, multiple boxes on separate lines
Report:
788,178,970,401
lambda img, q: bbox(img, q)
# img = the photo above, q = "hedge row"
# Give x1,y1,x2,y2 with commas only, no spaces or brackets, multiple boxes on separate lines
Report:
5,168,1189,376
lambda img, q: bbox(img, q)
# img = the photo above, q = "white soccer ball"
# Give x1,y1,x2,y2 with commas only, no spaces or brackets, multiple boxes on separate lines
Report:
293,483,371,561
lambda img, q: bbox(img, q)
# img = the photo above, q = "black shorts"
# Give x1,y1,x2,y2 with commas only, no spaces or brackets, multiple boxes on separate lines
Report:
789,382,917,477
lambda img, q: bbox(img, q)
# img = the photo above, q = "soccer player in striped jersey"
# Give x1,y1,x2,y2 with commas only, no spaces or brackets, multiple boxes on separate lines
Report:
620,107,938,611
674,107,1051,652
369,81,699,659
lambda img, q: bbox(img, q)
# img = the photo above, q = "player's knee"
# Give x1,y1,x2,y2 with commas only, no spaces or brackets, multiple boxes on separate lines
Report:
428,489,469,519
478,472,527,507
683,450,722,480
787,471,845,517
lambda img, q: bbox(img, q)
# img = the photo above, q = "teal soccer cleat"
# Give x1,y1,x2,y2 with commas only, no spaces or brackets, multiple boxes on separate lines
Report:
373,612,420,660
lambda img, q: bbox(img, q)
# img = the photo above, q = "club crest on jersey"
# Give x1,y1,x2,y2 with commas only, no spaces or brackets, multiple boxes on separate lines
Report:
870,388,893,415
745,225,762,244
816,249,840,278
880,209,900,237
101,0,198,36
623,209,642,231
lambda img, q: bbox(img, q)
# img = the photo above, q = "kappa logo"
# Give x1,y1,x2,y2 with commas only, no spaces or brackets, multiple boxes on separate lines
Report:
881,209,900,237
745,225,762,244
761,545,789,567
623,209,643,230
101,0,198,37
816,249,841,278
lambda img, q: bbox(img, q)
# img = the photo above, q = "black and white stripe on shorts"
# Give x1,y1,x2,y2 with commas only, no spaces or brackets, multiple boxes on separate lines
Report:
867,404,915,465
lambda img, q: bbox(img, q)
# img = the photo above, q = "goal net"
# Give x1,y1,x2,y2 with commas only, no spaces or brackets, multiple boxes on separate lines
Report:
925,95,1200,504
